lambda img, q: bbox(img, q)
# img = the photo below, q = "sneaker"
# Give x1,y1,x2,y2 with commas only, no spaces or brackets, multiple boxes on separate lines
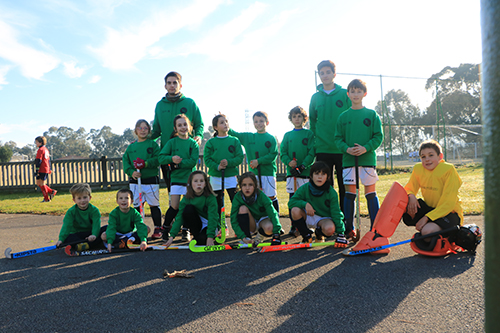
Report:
346,229,357,241
152,227,163,239
181,228,192,242
288,226,297,237
76,242,89,251
162,225,171,241
118,239,127,249
41,199,51,203
49,190,57,201
254,233,266,245
314,235,325,243
301,234,313,244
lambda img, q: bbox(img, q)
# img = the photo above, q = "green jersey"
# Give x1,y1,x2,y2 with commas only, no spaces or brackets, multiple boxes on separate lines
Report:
309,83,351,154
159,136,199,184
59,203,101,242
280,128,316,177
334,107,383,167
203,136,243,178
288,183,345,234
106,207,148,244
228,129,278,177
230,190,282,240
169,194,219,239
122,139,161,181
151,95,204,148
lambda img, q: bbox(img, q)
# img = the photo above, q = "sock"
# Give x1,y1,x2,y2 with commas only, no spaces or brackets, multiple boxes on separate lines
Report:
150,206,162,227
291,217,310,238
343,192,356,233
272,198,279,213
237,213,251,238
41,185,49,201
365,192,380,229
163,207,179,227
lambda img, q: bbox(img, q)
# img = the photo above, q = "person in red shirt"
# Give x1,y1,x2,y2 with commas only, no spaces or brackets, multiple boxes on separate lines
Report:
34,136,56,202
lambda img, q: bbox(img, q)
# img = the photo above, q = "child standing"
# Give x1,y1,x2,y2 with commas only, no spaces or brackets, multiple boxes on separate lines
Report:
288,162,347,246
403,139,463,234
280,106,316,235
158,114,199,241
204,113,244,217
56,183,103,250
229,111,280,213
230,172,282,245
101,189,149,252
122,119,162,239
34,136,56,202
163,171,219,247
334,79,383,240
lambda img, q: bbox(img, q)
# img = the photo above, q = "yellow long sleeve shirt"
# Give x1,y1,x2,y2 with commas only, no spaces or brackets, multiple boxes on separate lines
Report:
404,160,463,224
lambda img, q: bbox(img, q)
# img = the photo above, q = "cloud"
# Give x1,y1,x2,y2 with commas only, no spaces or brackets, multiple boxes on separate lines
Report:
89,0,226,70
63,61,88,78
88,75,101,83
0,65,10,88
0,19,60,80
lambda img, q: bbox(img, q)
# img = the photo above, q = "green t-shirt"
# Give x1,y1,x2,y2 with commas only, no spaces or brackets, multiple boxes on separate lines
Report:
169,194,219,239
203,136,243,178
228,129,278,177
280,128,316,177
309,83,352,154
288,183,345,234
334,107,383,167
159,136,199,184
151,95,204,148
230,190,282,240
122,139,160,181
59,203,101,242
106,207,148,244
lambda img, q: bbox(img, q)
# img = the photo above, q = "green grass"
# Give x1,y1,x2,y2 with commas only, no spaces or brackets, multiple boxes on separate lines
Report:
0,164,484,216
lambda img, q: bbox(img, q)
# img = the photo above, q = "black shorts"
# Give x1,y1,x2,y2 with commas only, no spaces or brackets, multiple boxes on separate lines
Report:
402,199,460,229
36,173,49,181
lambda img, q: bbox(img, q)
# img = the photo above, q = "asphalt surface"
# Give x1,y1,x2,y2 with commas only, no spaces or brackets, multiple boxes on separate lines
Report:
0,213,484,333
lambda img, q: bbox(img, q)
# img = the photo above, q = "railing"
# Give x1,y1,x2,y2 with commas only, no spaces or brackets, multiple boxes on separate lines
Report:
0,155,288,191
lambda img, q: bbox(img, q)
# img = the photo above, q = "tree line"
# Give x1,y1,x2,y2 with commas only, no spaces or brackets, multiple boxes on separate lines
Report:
0,64,481,163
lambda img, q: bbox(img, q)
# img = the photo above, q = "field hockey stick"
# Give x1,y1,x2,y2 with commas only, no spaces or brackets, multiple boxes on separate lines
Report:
292,152,297,192
5,239,84,259
255,152,263,190
128,243,191,250
66,247,154,257
234,242,287,249
342,226,460,256
257,241,337,253
353,156,361,243
137,169,144,219
188,239,234,253
215,169,226,243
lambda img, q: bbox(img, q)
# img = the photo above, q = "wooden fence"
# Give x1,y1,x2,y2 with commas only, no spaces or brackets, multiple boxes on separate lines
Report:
0,155,288,191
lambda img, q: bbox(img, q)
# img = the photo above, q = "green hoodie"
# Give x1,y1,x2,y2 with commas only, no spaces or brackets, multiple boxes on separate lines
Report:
309,83,351,154
151,95,204,148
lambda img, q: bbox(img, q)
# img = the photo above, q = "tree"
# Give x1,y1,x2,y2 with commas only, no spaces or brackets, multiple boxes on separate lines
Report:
0,142,13,163
43,126,92,159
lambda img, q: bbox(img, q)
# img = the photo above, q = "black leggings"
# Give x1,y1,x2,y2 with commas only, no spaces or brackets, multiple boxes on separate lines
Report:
402,199,460,229
182,204,208,245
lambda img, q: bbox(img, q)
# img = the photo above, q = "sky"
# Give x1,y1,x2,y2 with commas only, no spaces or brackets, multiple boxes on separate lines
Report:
0,0,482,148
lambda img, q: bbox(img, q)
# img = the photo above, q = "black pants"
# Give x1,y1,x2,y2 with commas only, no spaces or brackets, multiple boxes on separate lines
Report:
315,153,345,213
65,226,106,249
402,199,460,230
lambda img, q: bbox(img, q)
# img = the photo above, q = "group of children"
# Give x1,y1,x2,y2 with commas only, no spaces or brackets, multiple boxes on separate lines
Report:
44,64,466,256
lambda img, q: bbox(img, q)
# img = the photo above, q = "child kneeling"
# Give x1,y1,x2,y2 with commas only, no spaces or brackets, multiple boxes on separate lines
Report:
288,161,347,246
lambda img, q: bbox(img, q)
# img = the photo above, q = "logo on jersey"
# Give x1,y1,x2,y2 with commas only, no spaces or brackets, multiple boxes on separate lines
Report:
363,118,371,127
325,199,331,208
228,145,235,153
302,138,308,146
265,141,272,148
147,147,153,154
336,100,344,108
180,107,187,114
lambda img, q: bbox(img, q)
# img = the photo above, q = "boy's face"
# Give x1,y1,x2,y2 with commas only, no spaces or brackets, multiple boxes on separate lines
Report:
35,141,42,148
420,148,443,171
291,113,304,128
319,66,335,85
73,193,91,210
191,174,206,195
312,171,328,187
253,116,268,133
347,87,367,104
240,177,256,198
116,192,132,210
165,77,182,95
